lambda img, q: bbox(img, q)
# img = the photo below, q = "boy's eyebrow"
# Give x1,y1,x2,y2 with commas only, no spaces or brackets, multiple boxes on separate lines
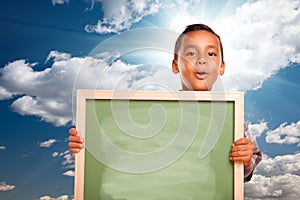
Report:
207,45,219,51
182,44,219,51
182,44,198,50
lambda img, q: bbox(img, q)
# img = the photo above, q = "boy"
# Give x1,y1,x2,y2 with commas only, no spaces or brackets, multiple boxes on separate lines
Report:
69,23,262,182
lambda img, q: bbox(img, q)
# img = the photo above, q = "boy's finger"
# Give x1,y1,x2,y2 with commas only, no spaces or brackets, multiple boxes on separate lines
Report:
69,128,79,136
234,138,252,145
68,135,83,143
69,148,81,154
230,150,252,158
230,155,252,166
68,142,84,149
231,144,253,153
230,155,248,160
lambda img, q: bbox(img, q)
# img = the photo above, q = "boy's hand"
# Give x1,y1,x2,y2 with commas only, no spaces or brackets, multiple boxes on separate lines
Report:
230,138,254,167
68,128,84,153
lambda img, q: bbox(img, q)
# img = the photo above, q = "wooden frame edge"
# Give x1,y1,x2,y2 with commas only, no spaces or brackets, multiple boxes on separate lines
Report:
76,90,243,101
234,92,244,200
74,90,244,200
74,91,86,200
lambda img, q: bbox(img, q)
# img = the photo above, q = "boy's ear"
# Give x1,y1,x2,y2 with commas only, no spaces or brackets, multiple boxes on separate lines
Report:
219,61,225,76
172,59,179,74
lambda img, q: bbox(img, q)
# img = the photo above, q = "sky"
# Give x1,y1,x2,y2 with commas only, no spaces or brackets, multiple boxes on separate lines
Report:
0,0,299,199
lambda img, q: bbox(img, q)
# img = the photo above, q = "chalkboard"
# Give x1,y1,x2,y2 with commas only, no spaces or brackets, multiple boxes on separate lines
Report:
74,90,244,200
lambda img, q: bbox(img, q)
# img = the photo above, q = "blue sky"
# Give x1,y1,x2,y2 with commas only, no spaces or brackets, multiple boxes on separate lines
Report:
0,0,299,199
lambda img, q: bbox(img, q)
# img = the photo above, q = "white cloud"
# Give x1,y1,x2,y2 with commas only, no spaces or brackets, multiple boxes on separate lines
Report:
248,121,269,138
0,146,6,150
0,53,98,126
39,139,58,148
58,150,69,157
63,170,74,177
39,195,70,200
217,0,300,91
46,51,71,62
52,152,59,157
11,95,72,126
0,181,15,191
62,152,75,168
0,57,75,126
245,174,300,200
0,50,178,126
85,0,162,34
266,121,300,146
52,0,69,6
0,86,12,100
51,150,75,171
56,150,75,169
255,153,300,177
245,152,300,199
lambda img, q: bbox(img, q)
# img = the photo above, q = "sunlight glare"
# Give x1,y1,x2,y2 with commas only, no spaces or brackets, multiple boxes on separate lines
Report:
170,13,200,33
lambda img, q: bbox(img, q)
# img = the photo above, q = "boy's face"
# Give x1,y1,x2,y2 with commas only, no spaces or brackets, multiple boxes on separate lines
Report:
172,30,225,91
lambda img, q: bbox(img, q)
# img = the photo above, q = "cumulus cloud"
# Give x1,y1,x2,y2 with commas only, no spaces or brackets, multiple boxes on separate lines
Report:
245,152,300,199
63,170,74,177
0,57,76,126
0,49,177,126
0,53,101,126
0,86,12,100
0,146,6,150
85,0,162,34
266,121,300,146
0,181,15,191
52,0,69,6
245,174,300,200
39,195,70,200
255,153,300,177
46,51,71,62
39,139,58,148
248,121,269,138
217,0,300,91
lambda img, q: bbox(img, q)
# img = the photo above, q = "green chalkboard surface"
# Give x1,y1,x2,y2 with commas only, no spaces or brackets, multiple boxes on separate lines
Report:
75,90,244,200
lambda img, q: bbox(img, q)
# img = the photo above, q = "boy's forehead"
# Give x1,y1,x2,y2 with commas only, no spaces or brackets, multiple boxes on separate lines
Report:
180,30,220,49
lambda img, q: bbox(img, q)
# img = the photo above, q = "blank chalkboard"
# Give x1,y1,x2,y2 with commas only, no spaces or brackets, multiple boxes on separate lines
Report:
74,90,244,200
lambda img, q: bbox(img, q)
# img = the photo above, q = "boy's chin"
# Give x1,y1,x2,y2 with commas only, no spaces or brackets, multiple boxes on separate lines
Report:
193,87,211,91
183,84,211,91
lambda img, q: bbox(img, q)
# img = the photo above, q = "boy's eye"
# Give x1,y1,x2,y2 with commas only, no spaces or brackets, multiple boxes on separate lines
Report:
186,51,197,56
208,52,217,57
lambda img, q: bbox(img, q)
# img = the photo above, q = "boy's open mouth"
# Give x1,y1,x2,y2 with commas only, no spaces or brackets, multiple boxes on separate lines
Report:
195,72,208,80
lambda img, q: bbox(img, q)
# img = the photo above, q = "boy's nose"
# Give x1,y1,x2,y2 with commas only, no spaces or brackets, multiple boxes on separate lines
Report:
198,58,207,65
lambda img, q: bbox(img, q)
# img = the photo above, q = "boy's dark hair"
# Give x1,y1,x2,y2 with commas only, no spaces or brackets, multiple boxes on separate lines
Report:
174,24,224,61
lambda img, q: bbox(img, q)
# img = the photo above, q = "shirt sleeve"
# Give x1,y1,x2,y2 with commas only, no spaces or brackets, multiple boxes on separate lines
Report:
243,122,262,182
